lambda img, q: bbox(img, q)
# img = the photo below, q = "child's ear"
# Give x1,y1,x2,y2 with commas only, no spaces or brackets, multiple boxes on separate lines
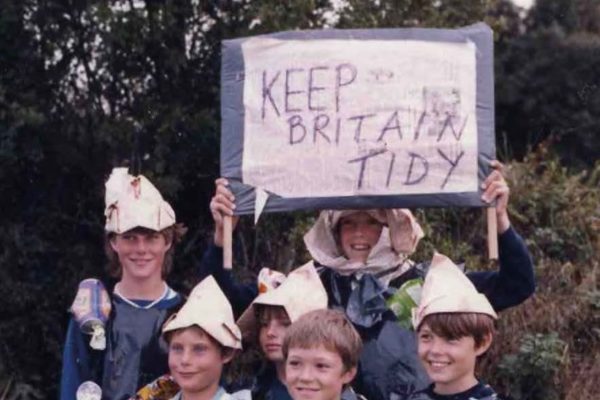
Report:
109,236,119,252
341,366,358,385
475,333,493,356
221,348,236,364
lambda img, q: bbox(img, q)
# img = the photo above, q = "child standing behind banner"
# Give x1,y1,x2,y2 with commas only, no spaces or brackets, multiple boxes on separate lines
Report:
60,168,186,400
408,252,500,400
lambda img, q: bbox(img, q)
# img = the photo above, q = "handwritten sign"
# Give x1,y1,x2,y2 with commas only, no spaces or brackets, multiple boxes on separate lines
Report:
221,24,495,214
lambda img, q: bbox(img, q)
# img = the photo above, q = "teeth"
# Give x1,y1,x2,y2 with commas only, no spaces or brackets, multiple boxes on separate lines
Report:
429,361,449,367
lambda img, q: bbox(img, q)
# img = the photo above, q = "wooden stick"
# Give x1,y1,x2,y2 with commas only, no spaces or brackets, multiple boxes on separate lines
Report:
223,215,233,270
487,207,498,260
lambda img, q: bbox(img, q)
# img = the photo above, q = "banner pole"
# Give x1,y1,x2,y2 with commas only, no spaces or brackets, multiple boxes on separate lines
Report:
487,207,498,260
223,215,233,270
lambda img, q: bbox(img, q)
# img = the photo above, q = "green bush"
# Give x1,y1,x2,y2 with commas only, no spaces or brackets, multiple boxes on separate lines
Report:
497,333,567,400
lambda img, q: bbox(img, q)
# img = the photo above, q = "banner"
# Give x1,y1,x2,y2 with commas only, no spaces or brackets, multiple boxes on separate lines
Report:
221,23,495,215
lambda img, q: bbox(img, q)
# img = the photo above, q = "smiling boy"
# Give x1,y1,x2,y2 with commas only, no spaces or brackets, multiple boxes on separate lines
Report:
60,168,186,400
236,262,329,400
282,309,363,400
162,276,243,400
410,253,499,400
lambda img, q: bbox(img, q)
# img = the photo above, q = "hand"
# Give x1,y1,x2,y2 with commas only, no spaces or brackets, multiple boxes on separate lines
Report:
481,160,511,234
210,178,240,246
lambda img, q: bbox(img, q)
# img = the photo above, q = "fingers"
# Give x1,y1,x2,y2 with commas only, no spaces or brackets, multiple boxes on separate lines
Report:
481,161,509,204
210,178,236,220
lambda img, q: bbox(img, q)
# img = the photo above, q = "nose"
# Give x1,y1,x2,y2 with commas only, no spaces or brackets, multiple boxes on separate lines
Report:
429,338,444,354
180,348,191,364
298,365,313,382
265,321,277,337
134,237,148,253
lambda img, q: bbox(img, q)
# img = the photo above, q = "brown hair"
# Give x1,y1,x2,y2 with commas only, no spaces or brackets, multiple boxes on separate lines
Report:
256,305,291,327
418,312,495,348
104,223,187,279
282,309,362,372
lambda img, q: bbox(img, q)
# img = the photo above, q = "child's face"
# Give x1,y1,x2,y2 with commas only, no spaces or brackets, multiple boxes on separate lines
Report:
285,345,356,400
338,212,383,263
258,306,291,363
110,229,171,282
168,327,232,396
417,323,489,395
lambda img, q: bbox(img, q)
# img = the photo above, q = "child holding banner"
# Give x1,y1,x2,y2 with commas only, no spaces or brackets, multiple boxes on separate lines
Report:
60,168,186,400
200,161,534,399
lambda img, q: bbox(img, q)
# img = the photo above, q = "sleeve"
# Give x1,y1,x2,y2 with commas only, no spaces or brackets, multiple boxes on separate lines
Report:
59,318,95,400
466,226,536,312
197,242,258,317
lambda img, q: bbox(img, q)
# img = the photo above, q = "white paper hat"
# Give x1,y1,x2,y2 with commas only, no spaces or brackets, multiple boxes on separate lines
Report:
412,252,497,329
104,167,176,233
237,261,328,341
163,276,242,349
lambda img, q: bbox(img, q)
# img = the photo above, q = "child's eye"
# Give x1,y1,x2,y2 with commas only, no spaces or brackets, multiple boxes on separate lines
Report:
192,344,207,353
170,344,183,353
316,363,330,370
287,360,300,367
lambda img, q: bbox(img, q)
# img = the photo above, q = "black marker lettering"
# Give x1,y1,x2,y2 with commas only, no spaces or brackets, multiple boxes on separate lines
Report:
288,115,307,144
335,63,357,112
348,149,387,189
285,68,304,113
437,148,465,189
405,152,429,185
308,66,328,111
262,70,281,119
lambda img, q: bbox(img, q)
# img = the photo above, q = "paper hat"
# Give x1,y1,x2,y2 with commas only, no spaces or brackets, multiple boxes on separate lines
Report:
163,276,242,349
104,167,176,234
237,261,328,341
412,252,497,329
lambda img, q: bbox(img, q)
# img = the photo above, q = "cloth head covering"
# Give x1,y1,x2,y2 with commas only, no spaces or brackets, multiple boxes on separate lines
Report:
104,167,176,234
303,209,424,284
163,276,242,349
412,252,498,330
237,261,328,341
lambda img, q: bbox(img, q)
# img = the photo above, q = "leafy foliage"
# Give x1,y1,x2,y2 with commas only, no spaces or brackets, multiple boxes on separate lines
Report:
497,333,567,400
1,1,599,399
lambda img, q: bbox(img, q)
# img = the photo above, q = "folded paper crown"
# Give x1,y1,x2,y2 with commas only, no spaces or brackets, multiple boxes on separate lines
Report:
163,276,242,349
412,252,497,329
104,168,176,233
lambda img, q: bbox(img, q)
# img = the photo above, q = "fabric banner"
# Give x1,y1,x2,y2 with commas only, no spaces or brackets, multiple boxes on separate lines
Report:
221,23,495,215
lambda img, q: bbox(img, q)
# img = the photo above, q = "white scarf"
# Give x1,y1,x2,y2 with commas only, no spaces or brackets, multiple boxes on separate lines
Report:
303,209,424,286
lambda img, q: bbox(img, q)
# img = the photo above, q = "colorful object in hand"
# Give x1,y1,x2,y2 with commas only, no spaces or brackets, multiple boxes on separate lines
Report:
70,278,111,350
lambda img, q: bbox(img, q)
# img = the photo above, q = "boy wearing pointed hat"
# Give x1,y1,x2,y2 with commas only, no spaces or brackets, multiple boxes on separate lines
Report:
235,262,330,400
60,168,186,400
409,253,499,400
161,276,244,400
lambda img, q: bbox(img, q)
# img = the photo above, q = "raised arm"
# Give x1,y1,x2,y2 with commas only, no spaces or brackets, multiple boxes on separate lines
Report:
197,178,257,317
468,161,535,311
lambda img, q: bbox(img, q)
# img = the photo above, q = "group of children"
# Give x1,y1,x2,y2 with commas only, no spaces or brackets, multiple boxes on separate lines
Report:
60,161,535,400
